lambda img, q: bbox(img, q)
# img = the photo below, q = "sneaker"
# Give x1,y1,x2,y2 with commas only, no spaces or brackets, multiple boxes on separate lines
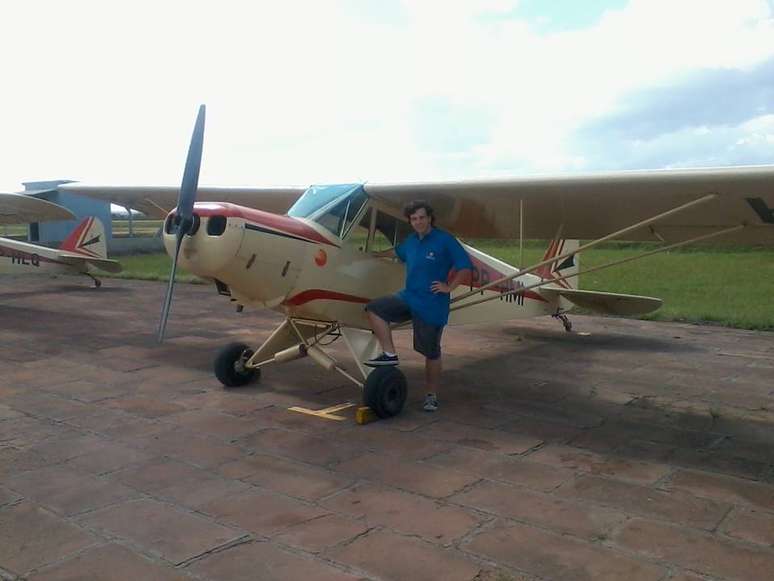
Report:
423,393,438,412
364,353,399,367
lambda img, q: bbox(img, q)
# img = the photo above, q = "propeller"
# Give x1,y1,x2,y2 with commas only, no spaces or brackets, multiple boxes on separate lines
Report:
157,104,206,342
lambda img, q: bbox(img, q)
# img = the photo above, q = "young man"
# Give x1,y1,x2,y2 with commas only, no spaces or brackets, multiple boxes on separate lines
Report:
364,200,472,412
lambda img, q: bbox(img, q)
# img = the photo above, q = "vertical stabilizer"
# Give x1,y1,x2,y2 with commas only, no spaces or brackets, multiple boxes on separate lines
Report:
59,216,108,259
537,238,580,290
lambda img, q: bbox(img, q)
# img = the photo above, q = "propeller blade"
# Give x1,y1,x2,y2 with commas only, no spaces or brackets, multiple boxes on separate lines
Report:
176,104,206,235
157,104,206,343
157,233,184,342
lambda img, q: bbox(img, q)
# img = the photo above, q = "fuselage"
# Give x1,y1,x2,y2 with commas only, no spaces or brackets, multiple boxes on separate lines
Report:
0,238,83,276
163,198,560,329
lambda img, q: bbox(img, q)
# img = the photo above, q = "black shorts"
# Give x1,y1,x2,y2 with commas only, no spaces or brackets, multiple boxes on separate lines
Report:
365,295,445,360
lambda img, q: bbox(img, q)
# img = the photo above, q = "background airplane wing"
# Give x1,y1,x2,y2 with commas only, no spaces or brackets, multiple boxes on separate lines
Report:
58,184,307,218
365,165,774,245
0,192,76,225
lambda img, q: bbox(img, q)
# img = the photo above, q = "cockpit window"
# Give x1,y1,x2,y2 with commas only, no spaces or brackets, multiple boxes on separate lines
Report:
314,189,369,238
287,184,361,219
288,183,369,239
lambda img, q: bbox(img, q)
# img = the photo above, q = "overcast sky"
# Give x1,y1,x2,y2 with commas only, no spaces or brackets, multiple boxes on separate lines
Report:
1,0,773,192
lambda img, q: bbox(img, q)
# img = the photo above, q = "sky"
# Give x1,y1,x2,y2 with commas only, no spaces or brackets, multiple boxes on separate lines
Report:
1,0,773,193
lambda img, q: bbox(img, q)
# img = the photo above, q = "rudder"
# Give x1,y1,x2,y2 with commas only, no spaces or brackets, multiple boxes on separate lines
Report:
537,238,580,290
59,217,108,259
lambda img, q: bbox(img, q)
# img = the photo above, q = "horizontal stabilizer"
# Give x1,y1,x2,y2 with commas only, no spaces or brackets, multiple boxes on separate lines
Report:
57,253,123,273
541,287,662,316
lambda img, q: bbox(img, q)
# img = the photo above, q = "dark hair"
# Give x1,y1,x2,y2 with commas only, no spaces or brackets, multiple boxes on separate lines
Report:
403,199,435,225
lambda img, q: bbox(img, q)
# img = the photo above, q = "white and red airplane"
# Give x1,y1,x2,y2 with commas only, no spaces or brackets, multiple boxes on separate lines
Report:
0,192,122,287
61,106,774,418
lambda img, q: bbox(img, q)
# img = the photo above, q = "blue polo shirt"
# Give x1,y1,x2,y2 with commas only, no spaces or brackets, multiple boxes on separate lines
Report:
395,228,473,326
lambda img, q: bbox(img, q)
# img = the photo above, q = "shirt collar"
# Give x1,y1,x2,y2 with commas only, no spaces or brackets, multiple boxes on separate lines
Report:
416,226,435,241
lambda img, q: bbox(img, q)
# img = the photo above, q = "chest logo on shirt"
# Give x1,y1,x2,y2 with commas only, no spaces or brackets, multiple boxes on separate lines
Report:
425,250,436,261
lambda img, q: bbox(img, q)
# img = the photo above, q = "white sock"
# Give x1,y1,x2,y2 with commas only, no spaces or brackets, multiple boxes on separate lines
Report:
384,351,396,357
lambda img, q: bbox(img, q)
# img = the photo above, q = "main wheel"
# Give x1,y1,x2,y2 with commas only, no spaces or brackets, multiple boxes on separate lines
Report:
214,342,260,387
363,367,407,418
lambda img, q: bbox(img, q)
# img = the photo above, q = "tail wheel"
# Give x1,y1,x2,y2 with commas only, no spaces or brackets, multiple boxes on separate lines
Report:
363,367,407,418
214,342,260,387
553,312,573,332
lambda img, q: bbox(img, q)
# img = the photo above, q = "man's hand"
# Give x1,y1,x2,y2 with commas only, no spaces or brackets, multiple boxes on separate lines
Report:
432,269,471,294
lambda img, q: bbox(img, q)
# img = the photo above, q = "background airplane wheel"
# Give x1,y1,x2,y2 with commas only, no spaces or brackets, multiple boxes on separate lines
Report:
214,342,260,387
363,367,407,418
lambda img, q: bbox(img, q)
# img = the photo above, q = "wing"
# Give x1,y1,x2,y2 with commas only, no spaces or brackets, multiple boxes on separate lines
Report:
365,165,774,245
58,184,308,219
0,192,76,225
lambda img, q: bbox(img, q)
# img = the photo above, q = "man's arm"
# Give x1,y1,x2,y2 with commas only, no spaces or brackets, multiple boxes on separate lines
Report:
431,234,473,294
431,268,471,294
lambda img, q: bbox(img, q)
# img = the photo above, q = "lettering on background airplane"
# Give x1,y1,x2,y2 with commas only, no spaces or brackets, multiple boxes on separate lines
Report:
60,106,774,418
0,192,122,287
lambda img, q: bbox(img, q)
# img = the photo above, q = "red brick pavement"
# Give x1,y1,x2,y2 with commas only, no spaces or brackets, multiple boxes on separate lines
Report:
1,275,774,580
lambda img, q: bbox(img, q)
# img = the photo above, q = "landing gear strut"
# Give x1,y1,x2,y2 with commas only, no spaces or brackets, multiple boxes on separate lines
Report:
212,318,408,418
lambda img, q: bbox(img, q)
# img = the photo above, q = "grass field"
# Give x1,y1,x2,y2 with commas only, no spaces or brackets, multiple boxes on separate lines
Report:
105,241,774,331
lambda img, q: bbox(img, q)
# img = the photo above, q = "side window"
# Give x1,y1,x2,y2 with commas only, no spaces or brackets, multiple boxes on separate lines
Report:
373,210,411,252
346,207,372,251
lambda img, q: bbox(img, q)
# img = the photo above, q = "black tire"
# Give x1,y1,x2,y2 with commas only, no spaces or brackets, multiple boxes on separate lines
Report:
214,342,260,387
363,366,407,418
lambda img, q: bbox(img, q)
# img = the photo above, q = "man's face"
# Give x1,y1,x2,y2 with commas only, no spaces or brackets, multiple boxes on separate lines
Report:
409,207,431,235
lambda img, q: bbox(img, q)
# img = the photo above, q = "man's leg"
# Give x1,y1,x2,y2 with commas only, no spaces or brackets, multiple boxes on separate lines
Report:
415,321,444,411
364,296,410,366
367,310,396,354
425,356,441,395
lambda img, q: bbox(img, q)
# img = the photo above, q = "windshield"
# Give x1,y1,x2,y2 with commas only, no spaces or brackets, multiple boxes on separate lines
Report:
287,184,361,219
287,183,369,239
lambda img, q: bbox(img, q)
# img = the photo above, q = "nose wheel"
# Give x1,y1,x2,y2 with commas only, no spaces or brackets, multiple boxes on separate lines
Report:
214,342,260,387
363,366,407,418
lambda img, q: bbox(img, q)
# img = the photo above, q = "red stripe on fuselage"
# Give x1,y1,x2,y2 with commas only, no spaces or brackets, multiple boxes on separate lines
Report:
283,289,370,307
187,202,338,247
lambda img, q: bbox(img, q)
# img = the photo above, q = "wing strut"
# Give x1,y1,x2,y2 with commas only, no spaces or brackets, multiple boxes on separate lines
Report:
451,193,718,306
450,223,746,313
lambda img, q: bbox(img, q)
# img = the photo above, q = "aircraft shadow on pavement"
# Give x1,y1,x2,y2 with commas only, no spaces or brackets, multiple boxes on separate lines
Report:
499,324,704,354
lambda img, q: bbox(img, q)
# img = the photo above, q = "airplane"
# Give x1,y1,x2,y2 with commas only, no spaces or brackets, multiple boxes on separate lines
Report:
59,106,774,418
0,192,123,287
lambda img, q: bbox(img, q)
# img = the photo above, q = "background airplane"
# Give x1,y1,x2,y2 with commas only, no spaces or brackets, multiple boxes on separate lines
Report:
59,107,774,418
0,193,122,287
